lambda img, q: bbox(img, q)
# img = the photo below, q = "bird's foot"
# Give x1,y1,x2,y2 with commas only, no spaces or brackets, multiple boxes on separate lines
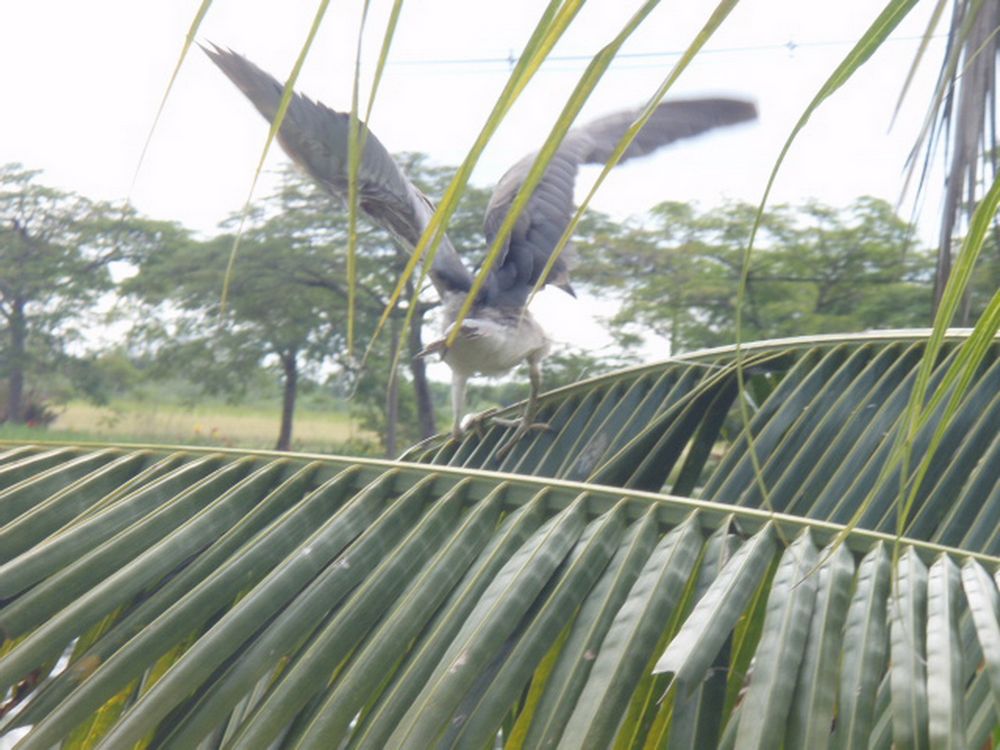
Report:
489,416,525,429
494,418,552,459
453,410,497,442
452,411,550,458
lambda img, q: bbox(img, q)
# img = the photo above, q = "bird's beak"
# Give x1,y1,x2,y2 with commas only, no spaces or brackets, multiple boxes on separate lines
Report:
414,338,449,360
557,281,577,298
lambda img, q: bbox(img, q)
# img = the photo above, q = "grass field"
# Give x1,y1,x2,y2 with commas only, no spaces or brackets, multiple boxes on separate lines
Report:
0,399,375,454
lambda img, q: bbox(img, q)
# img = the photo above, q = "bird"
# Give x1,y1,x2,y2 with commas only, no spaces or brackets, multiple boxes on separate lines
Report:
203,45,757,454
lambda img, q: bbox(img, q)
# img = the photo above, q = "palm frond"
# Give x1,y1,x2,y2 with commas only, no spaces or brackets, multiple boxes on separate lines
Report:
408,331,999,545
2,330,1000,748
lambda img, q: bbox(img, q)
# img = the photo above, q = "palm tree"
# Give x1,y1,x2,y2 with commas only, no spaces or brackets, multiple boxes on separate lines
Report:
909,0,1000,313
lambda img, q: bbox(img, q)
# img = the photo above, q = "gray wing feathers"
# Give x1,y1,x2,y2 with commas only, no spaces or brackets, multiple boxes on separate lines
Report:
203,45,473,296
578,98,758,163
483,97,757,307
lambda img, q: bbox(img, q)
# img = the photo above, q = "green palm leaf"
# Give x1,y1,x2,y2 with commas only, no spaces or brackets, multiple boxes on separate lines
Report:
3,331,1000,748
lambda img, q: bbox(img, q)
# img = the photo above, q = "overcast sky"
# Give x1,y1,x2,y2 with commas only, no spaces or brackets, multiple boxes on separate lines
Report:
2,0,946,356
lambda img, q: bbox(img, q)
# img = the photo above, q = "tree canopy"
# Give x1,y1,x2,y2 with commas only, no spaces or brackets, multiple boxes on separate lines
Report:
0,163,182,424
124,162,495,452
0,157,966,453
578,196,935,354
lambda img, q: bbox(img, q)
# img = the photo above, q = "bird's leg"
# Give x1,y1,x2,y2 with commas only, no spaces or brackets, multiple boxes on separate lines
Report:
450,371,469,439
494,356,551,458
450,371,499,440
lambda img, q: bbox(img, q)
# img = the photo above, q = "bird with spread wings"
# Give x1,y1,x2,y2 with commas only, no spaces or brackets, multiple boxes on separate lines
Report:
204,45,757,454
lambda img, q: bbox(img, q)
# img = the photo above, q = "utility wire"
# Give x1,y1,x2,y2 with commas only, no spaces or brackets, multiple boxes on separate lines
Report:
387,33,947,69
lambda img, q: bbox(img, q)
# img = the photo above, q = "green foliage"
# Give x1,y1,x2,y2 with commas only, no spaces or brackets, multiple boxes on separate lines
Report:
0,159,986,462
0,163,186,423
123,163,497,451
578,197,935,354
970,230,1000,322
0,0,998,742
60,350,144,407
126,171,348,373
126,172,362,449
3,333,1000,749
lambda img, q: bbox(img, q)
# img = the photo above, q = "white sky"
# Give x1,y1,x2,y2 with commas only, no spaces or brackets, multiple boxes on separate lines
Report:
1,0,947,358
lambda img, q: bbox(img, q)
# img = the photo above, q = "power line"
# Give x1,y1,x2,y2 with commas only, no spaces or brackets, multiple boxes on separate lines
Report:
387,33,947,69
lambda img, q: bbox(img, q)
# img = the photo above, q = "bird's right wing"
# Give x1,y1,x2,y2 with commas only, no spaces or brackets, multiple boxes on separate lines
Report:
203,45,473,297
481,97,758,308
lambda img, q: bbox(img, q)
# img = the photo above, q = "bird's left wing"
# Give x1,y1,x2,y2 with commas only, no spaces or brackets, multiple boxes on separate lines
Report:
203,45,473,297
481,97,758,308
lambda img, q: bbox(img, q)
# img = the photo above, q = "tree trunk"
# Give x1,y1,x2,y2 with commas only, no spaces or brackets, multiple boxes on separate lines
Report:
407,310,437,439
276,350,298,451
385,320,400,457
5,299,27,423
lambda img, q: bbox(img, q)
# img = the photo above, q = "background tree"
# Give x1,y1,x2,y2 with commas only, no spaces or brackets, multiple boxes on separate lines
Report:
125,160,494,453
125,212,345,452
0,163,178,423
266,159,494,452
578,196,934,354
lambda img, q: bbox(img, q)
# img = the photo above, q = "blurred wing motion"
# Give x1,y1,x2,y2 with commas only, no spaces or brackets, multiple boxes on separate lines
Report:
481,98,758,307
203,45,757,312
202,44,474,297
